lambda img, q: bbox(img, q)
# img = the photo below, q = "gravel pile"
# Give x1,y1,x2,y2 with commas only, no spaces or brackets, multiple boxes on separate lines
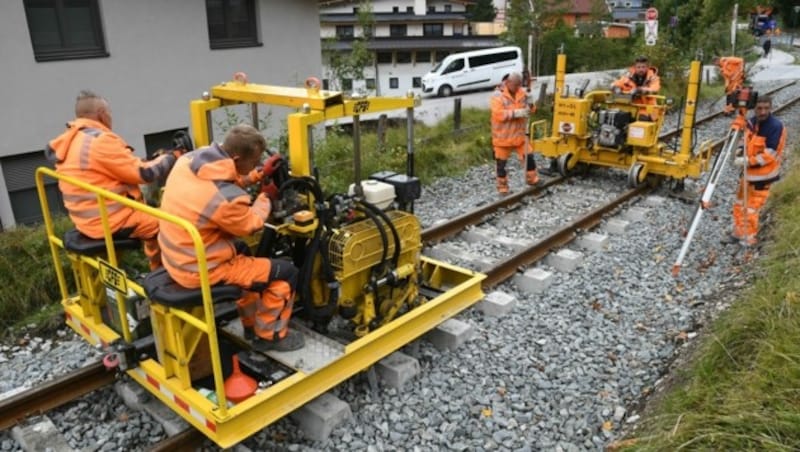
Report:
1,65,799,451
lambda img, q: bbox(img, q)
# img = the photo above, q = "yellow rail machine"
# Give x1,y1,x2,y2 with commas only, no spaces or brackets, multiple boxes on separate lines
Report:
37,75,485,447
533,52,713,188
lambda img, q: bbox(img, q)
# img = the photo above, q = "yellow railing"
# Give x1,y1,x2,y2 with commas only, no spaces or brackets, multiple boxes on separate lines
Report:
35,167,232,417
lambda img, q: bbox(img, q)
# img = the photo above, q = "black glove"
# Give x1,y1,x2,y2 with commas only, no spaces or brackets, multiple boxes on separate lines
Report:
172,130,194,154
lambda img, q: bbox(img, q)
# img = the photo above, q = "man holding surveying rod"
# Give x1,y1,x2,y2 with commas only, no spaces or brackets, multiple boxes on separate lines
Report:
673,89,785,275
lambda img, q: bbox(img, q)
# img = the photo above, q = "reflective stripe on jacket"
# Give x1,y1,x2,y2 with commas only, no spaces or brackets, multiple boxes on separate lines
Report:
46,118,177,237
745,114,785,182
158,144,265,287
490,86,528,147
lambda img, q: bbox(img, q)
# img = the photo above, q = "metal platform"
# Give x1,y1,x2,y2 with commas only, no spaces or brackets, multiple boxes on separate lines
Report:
221,322,345,374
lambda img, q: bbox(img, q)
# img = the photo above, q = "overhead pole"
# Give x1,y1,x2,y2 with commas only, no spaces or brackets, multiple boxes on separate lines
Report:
527,0,534,78
732,3,739,55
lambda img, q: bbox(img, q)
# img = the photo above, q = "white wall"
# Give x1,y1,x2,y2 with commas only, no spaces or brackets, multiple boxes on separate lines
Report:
0,0,321,227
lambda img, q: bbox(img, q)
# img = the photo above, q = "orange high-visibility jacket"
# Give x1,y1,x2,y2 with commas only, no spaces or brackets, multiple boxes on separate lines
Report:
745,114,785,183
612,67,661,94
46,118,177,237
158,144,265,287
719,57,745,94
490,86,529,148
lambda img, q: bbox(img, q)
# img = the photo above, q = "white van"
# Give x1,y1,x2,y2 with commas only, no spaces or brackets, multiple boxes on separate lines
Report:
421,46,523,97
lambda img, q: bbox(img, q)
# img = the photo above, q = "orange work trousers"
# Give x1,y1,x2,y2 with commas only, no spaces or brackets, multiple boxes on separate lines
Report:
213,254,295,341
732,180,770,245
107,210,161,270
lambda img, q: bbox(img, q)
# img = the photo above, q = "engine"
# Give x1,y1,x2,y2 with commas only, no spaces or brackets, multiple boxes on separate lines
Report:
594,109,633,149
267,171,423,337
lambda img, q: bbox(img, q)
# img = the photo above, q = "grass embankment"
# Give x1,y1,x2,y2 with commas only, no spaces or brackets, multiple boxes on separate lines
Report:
623,154,800,451
314,107,497,194
0,215,74,333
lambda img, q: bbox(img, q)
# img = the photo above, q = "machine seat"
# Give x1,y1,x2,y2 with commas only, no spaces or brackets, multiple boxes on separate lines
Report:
63,228,141,256
143,267,241,309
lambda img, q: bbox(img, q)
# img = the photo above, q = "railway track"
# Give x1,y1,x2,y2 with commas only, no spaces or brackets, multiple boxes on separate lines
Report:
5,85,800,451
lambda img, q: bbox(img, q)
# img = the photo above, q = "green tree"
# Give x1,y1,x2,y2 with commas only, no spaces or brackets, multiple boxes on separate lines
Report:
467,0,497,21
322,1,374,91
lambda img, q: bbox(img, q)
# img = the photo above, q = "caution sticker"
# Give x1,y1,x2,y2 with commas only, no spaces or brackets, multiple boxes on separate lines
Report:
99,259,127,294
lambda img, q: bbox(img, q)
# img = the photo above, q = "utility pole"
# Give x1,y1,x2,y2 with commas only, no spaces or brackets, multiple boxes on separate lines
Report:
527,0,534,77
732,3,738,55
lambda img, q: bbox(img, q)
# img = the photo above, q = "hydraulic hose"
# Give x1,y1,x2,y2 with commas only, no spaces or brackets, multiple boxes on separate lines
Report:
358,200,401,268
355,205,390,270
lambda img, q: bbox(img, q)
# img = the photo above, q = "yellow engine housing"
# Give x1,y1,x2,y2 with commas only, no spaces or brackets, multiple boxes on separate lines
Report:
553,97,592,136
323,210,422,335
626,121,658,147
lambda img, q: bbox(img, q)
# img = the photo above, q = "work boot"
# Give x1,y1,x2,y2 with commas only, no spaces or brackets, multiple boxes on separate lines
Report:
252,330,305,352
496,176,509,195
243,327,255,341
526,170,540,185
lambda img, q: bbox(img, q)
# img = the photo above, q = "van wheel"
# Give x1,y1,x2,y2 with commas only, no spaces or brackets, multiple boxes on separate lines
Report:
438,85,453,97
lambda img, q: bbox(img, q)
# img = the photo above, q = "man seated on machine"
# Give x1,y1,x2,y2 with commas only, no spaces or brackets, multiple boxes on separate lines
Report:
158,124,304,352
611,55,661,121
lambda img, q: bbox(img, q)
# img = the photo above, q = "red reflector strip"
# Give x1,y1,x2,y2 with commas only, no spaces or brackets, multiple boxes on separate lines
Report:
146,374,160,389
206,419,217,432
174,395,190,413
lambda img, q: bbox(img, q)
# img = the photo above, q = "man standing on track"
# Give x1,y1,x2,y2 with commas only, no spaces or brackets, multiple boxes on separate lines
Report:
490,71,538,195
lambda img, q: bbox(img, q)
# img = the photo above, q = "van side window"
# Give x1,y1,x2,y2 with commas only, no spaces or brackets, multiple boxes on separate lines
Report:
468,50,519,68
442,58,465,74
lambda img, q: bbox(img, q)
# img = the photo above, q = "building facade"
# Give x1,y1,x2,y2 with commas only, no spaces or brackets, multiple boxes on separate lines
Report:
0,0,321,228
319,0,501,96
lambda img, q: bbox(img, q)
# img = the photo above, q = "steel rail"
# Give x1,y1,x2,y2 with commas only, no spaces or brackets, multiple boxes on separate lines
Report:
421,177,565,244
482,185,649,287
0,360,115,431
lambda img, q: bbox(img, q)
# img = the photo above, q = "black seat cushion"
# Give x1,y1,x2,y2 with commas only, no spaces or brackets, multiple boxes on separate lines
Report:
143,268,242,308
63,229,141,256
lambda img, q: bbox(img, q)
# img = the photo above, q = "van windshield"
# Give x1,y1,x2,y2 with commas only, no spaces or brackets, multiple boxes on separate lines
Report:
431,62,442,73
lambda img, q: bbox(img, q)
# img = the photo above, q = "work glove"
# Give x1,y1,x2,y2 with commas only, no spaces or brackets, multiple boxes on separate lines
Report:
526,92,536,107
733,156,746,167
611,86,621,95
171,130,194,154
512,108,530,119
735,145,744,157
630,87,640,96
251,192,271,222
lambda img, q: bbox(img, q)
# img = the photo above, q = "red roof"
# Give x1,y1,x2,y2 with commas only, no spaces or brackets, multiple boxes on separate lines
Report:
541,0,604,15
572,0,597,15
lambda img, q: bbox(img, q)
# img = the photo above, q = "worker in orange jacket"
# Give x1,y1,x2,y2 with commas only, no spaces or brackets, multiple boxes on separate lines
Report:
612,55,661,120
158,124,303,352
46,91,181,270
714,56,745,114
490,71,538,195
724,96,785,246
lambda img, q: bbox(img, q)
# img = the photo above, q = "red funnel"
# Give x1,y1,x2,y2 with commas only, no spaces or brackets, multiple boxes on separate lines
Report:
224,355,257,404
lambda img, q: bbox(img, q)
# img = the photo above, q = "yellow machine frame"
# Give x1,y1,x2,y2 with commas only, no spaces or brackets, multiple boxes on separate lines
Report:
533,53,714,187
37,80,485,448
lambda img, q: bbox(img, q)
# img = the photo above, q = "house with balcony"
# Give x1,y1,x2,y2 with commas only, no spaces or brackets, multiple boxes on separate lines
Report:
0,0,321,228
319,0,502,96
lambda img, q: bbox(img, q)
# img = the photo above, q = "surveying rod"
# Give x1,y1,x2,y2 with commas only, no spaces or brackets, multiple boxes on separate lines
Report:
672,112,748,276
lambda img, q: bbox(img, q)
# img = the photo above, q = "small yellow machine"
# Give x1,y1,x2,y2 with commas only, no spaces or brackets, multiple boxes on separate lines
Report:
36,76,485,447
533,53,713,187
